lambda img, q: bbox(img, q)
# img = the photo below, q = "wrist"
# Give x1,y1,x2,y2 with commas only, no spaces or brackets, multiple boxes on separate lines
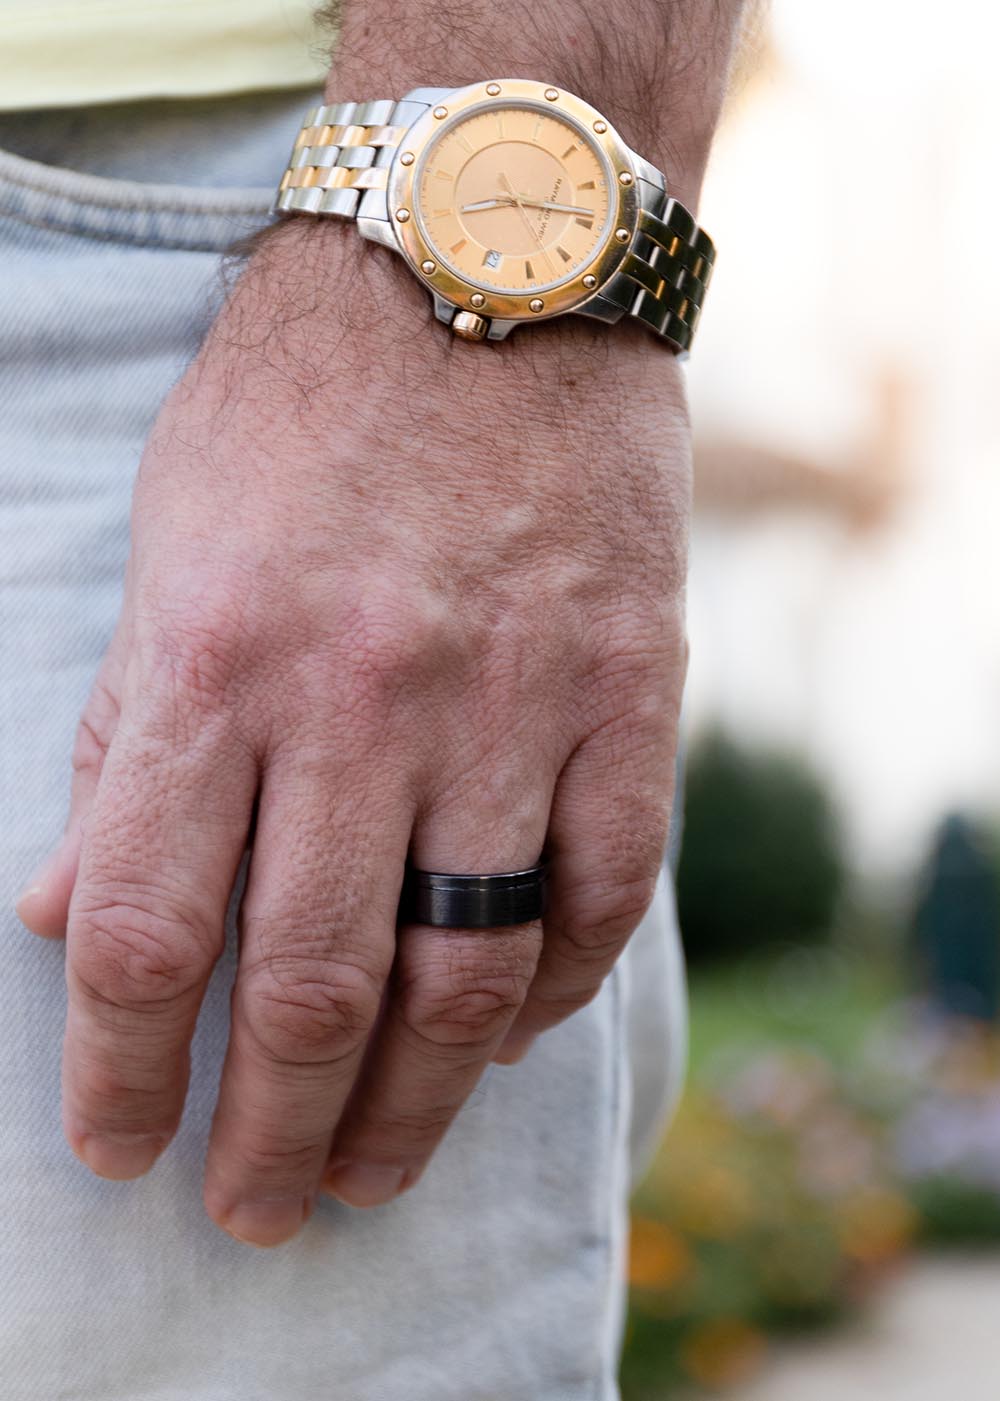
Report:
320,0,745,212
238,211,687,382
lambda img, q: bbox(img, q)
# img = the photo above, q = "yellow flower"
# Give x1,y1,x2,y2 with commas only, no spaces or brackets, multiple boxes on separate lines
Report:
672,1164,754,1240
837,1188,916,1265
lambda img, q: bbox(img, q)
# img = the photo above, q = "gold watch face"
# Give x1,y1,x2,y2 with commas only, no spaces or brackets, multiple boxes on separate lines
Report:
414,104,613,295
387,80,639,325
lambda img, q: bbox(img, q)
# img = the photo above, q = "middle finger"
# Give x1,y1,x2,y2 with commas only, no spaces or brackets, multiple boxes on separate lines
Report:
202,755,411,1246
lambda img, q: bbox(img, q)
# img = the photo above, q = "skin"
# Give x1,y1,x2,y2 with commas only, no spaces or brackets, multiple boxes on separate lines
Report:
16,0,748,1246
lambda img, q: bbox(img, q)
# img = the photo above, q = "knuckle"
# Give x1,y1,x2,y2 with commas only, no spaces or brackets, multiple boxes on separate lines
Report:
588,602,687,698
237,1136,328,1181
137,577,255,713
71,892,209,1011
336,580,453,692
242,957,382,1066
402,964,531,1050
565,866,661,961
71,1058,177,1134
71,679,121,779
349,1101,455,1156
529,983,603,1023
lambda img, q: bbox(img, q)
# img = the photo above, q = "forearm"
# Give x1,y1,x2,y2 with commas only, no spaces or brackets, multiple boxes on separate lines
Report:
322,0,748,209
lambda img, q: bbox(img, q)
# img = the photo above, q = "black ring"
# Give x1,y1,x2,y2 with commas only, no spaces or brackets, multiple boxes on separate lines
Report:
399,860,549,929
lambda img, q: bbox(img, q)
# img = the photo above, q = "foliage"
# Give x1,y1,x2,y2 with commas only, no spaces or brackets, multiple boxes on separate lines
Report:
909,811,1000,1021
620,952,1000,1398
676,727,846,964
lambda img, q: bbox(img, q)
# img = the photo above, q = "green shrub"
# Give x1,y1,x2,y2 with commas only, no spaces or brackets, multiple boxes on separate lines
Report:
676,725,846,964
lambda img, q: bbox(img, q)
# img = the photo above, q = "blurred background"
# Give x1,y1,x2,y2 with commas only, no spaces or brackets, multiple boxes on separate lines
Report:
4,0,993,1388
621,1,1000,1395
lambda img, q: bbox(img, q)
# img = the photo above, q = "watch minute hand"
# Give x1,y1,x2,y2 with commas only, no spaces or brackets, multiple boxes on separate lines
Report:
515,198,595,217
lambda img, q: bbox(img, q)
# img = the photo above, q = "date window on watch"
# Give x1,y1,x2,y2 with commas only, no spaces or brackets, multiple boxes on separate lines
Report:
482,249,502,271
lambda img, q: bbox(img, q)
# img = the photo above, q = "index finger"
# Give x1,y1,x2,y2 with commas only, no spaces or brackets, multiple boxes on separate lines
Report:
63,705,256,1180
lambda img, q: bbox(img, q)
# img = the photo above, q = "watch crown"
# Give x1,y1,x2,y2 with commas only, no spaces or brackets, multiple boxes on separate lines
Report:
452,311,490,342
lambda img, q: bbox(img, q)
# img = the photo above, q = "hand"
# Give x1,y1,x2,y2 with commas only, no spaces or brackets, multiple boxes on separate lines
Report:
16,220,691,1247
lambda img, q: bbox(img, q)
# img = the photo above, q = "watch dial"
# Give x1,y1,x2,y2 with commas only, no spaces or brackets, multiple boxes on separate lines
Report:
413,103,613,295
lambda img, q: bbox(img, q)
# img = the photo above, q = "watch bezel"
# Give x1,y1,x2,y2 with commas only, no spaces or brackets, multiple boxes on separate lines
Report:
386,79,639,325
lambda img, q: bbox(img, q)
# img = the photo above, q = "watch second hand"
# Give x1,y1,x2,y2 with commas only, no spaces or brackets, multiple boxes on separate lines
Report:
497,173,557,277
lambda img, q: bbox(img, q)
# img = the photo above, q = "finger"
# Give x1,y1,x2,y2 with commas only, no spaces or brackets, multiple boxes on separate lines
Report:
64,672,257,1182
16,622,127,938
322,773,550,1209
202,757,411,1247
493,637,686,1064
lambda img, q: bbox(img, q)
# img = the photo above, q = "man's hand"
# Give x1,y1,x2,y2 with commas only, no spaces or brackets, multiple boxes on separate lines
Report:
15,0,746,1246
16,220,690,1243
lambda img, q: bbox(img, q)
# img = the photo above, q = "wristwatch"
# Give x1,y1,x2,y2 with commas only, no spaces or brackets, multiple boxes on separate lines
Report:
273,79,715,353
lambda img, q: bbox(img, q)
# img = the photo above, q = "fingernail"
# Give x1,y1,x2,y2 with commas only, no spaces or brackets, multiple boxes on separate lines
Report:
221,1196,311,1248
323,1162,408,1208
14,886,45,922
14,852,59,921
77,1130,167,1180
492,1032,537,1065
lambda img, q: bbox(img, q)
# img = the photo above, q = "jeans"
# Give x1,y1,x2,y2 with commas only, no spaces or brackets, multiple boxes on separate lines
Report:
0,88,687,1401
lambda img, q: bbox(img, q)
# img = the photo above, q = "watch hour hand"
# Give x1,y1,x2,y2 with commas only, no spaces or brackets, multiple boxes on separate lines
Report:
459,196,516,213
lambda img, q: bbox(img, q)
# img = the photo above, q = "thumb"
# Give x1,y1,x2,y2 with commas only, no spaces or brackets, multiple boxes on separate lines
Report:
16,621,127,939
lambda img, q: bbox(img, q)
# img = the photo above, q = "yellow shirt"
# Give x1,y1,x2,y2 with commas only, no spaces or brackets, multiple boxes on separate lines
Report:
0,0,330,111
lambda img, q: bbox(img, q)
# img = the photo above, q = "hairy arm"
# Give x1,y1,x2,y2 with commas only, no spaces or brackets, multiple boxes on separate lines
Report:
323,0,745,206
19,0,749,1247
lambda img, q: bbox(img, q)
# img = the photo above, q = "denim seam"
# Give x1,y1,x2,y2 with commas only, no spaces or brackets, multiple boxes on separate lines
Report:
0,203,269,253
0,154,271,217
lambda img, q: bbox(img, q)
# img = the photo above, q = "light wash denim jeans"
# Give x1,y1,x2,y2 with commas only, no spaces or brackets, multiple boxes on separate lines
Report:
0,90,687,1401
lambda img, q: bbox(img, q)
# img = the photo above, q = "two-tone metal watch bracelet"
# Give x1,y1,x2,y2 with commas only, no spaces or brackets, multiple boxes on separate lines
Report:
273,93,716,354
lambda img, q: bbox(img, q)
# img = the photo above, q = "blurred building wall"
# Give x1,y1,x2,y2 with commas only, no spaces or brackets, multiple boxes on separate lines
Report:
684,0,1000,881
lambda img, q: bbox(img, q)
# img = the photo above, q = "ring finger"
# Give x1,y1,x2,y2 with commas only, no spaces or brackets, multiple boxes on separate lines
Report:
321,771,552,1208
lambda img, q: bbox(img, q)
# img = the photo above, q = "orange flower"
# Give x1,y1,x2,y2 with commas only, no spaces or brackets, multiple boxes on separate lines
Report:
680,1318,767,1388
628,1216,694,1290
